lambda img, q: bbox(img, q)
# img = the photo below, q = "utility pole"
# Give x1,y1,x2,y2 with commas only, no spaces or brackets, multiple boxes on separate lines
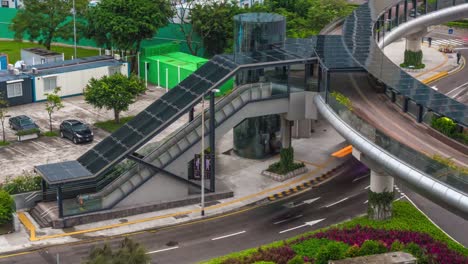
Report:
201,98,205,216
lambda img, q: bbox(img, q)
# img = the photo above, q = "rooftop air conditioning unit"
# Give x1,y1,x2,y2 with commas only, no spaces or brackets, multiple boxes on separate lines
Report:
32,68,38,74
7,64,13,71
114,54,121,61
105,49,111,56
13,69,20,75
21,63,27,71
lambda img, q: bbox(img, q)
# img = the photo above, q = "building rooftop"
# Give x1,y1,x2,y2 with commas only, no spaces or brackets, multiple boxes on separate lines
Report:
0,70,30,82
28,56,125,76
22,48,62,57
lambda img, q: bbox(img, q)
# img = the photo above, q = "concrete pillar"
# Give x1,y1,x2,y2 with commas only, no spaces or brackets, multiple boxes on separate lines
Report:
281,115,291,148
358,153,395,221
370,170,394,193
405,29,427,52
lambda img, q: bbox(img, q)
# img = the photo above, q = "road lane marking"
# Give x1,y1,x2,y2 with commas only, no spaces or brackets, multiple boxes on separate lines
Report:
10,147,26,155
364,200,368,204
147,246,179,254
364,185,370,190
446,81,468,97
274,215,303,225
323,197,349,208
352,174,368,182
211,231,246,240
279,219,325,234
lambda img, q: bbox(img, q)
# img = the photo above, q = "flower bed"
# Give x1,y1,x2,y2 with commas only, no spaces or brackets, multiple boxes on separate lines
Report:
204,202,468,264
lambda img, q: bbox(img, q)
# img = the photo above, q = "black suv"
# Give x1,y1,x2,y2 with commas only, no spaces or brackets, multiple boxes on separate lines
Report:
59,120,94,144
9,115,39,131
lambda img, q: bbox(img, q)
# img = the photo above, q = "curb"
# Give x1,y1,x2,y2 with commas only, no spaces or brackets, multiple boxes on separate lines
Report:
421,56,465,84
267,163,345,201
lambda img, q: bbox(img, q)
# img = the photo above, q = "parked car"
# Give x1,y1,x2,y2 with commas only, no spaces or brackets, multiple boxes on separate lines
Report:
9,115,39,131
59,120,94,144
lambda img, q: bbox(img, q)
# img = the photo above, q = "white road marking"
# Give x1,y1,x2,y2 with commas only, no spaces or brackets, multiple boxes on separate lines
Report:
279,219,325,234
284,197,320,208
363,200,368,204
446,81,468,98
352,174,369,182
10,147,26,156
303,197,321,204
364,185,370,190
274,215,303,225
395,196,405,201
431,86,438,91
146,246,179,254
211,230,246,241
31,141,50,150
323,197,349,208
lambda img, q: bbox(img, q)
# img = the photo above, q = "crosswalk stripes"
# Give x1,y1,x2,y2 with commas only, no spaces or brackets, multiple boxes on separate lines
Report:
429,38,468,47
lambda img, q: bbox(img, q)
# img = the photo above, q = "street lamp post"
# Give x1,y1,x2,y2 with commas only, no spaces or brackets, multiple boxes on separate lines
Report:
72,0,77,60
380,18,391,79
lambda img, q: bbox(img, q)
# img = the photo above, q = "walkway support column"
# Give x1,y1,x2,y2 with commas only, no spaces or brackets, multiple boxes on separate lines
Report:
209,91,215,192
281,115,291,149
404,29,427,68
57,185,63,218
354,151,395,221
369,169,395,221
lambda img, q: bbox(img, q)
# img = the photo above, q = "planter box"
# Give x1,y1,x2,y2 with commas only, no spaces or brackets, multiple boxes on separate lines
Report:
262,166,308,182
17,133,39,141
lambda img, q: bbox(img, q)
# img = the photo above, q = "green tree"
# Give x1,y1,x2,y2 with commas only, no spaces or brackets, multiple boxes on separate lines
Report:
307,0,350,32
0,93,8,144
84,238,150,264
10,0,87,50
190,0,242,56
84,74,146,124
85,0,173,72
45,87,64,133
0,190,14,225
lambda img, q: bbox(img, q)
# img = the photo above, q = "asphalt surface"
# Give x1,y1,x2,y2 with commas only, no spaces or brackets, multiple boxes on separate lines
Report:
0,159,375,264
427,31,468,104
0,159,465,263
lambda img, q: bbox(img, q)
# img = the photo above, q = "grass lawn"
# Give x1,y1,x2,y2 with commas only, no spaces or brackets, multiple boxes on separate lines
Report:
0,141,10,147
95,116,134,133
0,40,99,63
203,201,468,264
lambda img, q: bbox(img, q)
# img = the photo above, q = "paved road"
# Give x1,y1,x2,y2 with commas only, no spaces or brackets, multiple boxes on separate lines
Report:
332,72,468,167
426,31,468,103
396,179,468,247
0,159,374,264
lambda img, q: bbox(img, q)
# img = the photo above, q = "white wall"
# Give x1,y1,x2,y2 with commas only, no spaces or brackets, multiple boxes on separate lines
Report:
34,63,128,101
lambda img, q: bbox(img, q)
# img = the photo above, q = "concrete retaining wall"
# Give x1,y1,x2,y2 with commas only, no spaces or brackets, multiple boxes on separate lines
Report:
13,191,42,210
53,190,233,228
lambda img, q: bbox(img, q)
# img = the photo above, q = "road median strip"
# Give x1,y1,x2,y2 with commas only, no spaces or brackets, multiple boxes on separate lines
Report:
267,163,345,201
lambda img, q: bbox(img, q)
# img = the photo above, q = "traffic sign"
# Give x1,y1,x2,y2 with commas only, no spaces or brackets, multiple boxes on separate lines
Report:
448,28,454,35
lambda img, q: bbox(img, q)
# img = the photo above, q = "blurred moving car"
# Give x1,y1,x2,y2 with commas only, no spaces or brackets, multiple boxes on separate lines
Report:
60,120,94,144
8,115,39,131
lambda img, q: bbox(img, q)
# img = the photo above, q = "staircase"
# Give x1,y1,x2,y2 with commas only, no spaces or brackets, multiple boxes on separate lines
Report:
29,202,57,228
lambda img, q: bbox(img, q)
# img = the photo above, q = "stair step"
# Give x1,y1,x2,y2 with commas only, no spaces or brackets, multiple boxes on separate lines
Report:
29,206,52,228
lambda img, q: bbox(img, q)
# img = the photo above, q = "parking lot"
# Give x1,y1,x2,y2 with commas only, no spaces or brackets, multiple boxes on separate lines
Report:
0,87,170,181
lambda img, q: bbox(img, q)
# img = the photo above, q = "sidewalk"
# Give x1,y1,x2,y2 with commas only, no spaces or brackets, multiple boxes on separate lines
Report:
384,38,463,83
0,119,348,255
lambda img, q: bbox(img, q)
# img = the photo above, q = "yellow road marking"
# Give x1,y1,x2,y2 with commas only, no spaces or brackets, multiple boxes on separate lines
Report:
422,71,448,84
414,47,449,78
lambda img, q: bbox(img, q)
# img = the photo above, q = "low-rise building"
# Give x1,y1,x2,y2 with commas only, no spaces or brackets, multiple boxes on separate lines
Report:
0,69,33,106
29,56,128,101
